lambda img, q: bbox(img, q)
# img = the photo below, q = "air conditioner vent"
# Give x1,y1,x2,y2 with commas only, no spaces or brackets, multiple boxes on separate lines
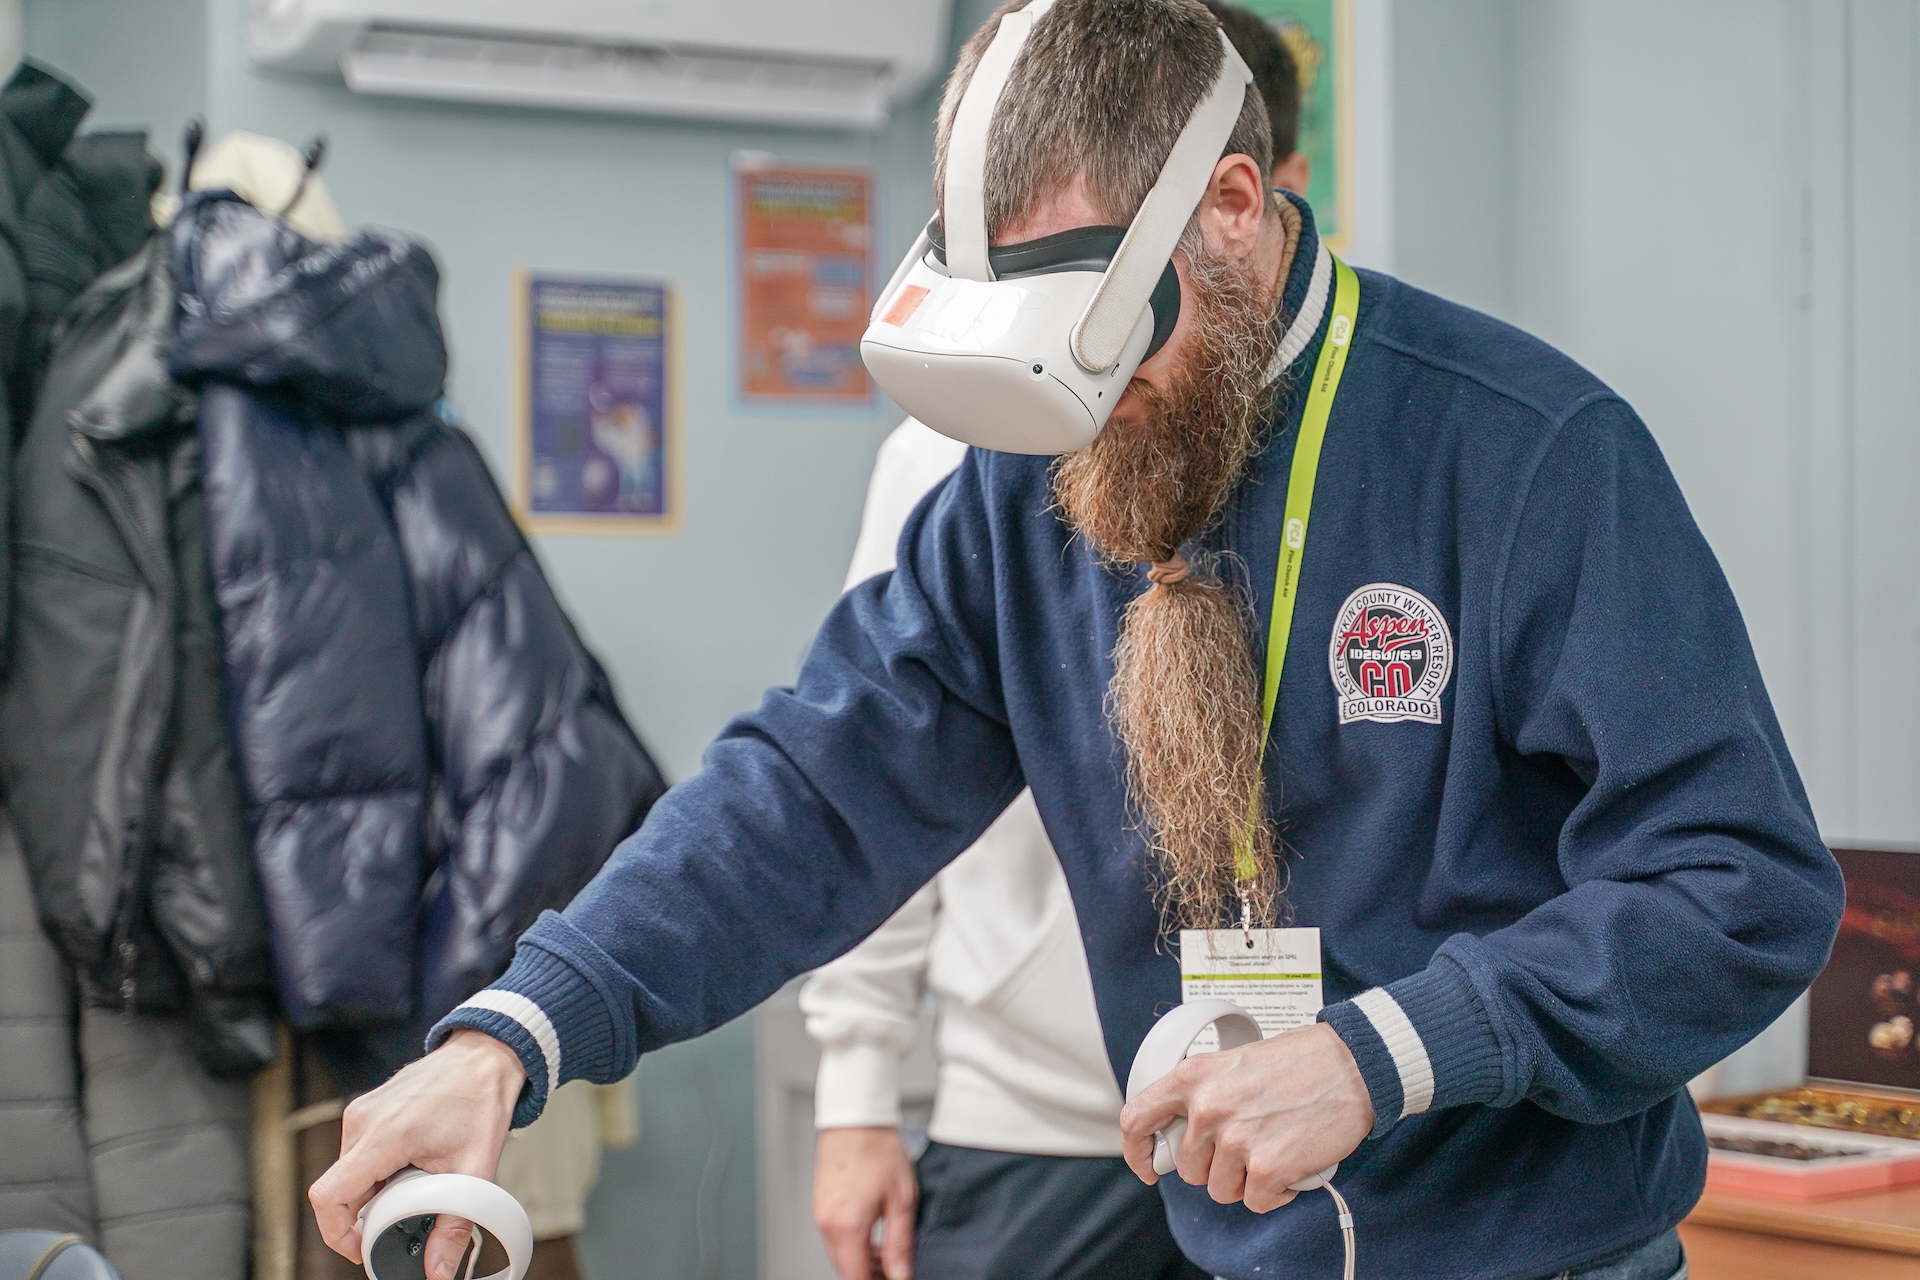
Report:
343,26,896,128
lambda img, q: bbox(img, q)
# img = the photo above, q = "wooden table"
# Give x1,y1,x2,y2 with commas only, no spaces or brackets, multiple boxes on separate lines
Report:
1684,1184,1920,1278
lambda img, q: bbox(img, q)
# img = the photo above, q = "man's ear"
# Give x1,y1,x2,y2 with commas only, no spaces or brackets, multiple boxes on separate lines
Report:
1198,153,1269,257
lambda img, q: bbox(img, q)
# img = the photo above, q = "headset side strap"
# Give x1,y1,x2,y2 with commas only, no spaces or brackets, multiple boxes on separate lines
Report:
944,1,1052,281
1070,30,1252,371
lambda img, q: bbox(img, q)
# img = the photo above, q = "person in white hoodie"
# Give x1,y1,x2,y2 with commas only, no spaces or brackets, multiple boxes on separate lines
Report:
804,19,1310,1277
804,422,1185,1280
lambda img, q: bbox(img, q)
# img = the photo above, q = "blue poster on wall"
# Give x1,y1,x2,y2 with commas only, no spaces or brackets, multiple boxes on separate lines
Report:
515,271,678,533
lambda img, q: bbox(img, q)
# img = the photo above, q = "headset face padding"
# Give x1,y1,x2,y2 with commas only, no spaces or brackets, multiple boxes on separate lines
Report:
928,222,1184,361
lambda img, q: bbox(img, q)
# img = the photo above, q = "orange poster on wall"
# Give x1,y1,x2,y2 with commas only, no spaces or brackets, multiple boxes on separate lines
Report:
736,158,873,404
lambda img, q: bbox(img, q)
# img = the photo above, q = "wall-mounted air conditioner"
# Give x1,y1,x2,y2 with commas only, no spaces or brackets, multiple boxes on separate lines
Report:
249,0,954,130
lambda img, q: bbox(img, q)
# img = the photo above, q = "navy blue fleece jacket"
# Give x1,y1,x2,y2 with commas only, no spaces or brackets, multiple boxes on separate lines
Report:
434,200,1840,1280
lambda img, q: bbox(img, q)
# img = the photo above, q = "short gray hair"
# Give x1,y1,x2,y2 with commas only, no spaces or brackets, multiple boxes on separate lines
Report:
933,0,1274,238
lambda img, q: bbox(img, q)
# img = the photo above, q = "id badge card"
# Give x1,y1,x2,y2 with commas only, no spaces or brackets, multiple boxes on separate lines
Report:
1178,927,1323,1052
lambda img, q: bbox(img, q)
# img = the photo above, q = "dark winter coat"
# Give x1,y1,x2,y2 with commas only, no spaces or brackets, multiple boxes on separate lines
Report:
0,818,254,1277
0,66,158,425
0,237,276,1075
169,192,665,1073
0,62,160,655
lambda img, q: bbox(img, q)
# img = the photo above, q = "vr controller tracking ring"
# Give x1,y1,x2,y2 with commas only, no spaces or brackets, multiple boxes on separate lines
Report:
356,1169,533,1280
1125,1000,1357,1280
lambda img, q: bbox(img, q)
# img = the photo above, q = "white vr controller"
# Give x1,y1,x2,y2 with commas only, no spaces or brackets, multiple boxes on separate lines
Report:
1125,999,1339,1192
356,1169,534,1280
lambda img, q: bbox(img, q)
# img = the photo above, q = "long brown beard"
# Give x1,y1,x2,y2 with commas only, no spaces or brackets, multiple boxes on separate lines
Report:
1053,243,1286,930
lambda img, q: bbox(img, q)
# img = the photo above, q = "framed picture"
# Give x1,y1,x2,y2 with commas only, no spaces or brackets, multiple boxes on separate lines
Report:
513,270,680,535
1809,846,1920,1092
735,156,875,405
1240,0,1354,251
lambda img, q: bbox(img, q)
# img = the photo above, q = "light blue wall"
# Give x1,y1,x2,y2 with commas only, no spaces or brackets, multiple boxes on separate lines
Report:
22,2,977,1275
23,0,206,145
1389,0,1513,320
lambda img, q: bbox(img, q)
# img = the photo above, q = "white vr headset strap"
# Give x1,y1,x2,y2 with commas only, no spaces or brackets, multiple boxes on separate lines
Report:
943,0,1056,282
1070,31,1253,372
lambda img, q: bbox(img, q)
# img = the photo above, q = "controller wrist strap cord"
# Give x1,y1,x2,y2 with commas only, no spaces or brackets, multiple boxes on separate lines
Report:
1324,1180,1356,1280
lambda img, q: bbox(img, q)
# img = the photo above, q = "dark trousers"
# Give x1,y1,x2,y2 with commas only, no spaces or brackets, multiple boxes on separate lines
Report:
1550,1229,1685,1280
913,1141,1209,1280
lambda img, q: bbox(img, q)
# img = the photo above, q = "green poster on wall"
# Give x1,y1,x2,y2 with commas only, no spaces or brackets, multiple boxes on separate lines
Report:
1239,0,1351,246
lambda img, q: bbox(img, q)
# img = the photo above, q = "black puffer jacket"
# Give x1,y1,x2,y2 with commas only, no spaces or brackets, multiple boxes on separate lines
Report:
170,192,665,1069
0,236,276,1075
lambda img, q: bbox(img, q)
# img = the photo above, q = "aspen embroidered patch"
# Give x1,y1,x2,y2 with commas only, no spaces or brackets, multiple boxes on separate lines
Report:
1329,583,1454,725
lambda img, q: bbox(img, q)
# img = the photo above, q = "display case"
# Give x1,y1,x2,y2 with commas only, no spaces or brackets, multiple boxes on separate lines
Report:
1685,847,1920,1278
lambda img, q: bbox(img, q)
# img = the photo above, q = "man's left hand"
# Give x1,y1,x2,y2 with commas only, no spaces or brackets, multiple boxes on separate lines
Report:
1119,1022,1374,1213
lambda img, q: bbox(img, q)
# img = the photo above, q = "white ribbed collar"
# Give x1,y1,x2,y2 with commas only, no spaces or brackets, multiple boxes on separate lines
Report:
1265,239,1333,386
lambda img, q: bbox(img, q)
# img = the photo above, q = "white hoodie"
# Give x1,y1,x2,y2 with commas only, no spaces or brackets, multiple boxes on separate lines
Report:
799,421,1125,1157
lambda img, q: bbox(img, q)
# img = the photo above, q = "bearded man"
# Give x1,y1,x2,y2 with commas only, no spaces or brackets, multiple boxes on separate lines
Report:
312,3,1841,1278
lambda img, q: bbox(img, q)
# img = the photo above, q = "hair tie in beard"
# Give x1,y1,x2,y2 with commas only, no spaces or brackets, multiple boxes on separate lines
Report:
1146,556,1191,587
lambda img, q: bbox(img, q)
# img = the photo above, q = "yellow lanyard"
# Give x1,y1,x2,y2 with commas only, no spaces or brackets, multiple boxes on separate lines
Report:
1235,255,1360,885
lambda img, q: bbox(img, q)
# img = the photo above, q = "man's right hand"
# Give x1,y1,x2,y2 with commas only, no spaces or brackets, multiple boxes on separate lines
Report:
812,1126,918,1280
309,1029,528,1279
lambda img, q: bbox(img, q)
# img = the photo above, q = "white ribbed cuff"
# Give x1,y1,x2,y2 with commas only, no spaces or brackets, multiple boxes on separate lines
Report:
813,1041,905,1130
457,990,561,1100
1351,987,1435,1118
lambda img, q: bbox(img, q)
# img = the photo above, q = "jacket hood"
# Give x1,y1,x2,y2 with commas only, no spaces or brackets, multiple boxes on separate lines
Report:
187,130,347,243
169,190,446,422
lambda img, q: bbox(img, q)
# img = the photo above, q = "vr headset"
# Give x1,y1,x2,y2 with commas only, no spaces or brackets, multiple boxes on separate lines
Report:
860,0,1254,455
